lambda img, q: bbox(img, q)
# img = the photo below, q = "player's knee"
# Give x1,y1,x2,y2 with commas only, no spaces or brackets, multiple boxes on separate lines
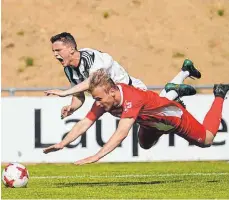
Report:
138,137,159,149
196,140,212,148
203,140,213,148
139,142,153,150
203,131,214,147
198,143,212,148
189,138,212,148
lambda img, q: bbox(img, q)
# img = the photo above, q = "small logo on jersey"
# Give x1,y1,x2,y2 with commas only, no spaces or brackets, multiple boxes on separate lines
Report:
124,101,132,112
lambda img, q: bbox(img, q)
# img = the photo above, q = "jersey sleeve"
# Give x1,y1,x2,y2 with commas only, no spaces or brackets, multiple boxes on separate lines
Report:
121,98,143,120
89,51,113,74
86,102,106,121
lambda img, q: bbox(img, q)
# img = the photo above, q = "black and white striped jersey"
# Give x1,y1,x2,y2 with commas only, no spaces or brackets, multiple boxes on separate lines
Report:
64,48,147,90
64,49,95,86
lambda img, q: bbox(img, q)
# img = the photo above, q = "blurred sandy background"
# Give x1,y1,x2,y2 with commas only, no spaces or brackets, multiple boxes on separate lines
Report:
2,0,229,96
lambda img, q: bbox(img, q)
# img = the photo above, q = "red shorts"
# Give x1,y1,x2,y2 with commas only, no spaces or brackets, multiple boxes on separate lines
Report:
138,108,207,146
173,108,207,144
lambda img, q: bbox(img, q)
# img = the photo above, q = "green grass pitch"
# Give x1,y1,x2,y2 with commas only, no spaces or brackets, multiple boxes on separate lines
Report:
1,161,229,199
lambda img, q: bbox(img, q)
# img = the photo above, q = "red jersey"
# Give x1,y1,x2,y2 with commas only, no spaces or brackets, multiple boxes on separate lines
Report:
86,83,187,132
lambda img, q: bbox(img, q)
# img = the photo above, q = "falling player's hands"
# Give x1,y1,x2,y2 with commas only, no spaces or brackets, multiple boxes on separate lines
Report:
74,155,99,165
43,143,64,154
44,89,67,97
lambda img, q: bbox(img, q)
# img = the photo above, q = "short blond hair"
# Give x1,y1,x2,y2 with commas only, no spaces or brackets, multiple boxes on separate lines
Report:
89,69,117,93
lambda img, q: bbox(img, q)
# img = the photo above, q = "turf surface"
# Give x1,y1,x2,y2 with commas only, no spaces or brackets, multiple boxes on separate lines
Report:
1,161,229,199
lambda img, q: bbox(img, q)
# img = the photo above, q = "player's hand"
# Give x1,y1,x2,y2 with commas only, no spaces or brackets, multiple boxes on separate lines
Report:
61,105,76,119
74,155,99,165
43,143,64,154
44,89,67,97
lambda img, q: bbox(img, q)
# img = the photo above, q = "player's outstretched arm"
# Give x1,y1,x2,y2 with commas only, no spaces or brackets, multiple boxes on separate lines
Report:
75,118,135,165
43,117,94,154
44,78,90,97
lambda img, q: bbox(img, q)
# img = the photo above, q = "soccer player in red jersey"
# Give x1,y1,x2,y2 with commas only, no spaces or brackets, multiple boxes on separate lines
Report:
43,69,229,165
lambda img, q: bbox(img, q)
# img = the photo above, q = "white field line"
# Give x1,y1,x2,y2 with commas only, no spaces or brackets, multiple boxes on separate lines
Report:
31,172,229,179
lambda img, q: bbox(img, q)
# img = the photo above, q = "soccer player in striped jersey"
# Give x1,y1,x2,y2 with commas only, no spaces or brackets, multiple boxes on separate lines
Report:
45,32,200,119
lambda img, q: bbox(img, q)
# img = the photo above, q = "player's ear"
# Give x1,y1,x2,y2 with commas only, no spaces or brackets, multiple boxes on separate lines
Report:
110,88,116,97
70,47,75,54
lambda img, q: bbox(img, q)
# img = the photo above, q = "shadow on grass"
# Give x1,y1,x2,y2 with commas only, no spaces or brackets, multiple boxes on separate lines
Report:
56,180,183,187
206,180,220,183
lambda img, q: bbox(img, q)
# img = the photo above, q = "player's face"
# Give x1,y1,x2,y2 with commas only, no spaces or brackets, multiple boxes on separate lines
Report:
52,41,73,67
92,86,117,111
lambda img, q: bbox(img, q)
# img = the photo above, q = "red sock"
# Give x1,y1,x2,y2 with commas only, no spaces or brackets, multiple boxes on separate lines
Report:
203,97,224,136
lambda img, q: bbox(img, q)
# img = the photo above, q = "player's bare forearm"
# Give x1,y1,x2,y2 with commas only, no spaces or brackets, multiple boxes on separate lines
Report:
61,94,85,119
60,118,93,147
71,93,85,110
75,118,135,165
86,118,135,163
74,130,129,165
95,130,128,160
44,118,93,154
63,79,90,96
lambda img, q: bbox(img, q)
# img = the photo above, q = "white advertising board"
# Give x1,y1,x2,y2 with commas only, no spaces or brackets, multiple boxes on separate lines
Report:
1,95,229,163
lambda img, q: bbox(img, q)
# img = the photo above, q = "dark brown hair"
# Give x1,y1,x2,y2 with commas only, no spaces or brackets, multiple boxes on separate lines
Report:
50,32,77,50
